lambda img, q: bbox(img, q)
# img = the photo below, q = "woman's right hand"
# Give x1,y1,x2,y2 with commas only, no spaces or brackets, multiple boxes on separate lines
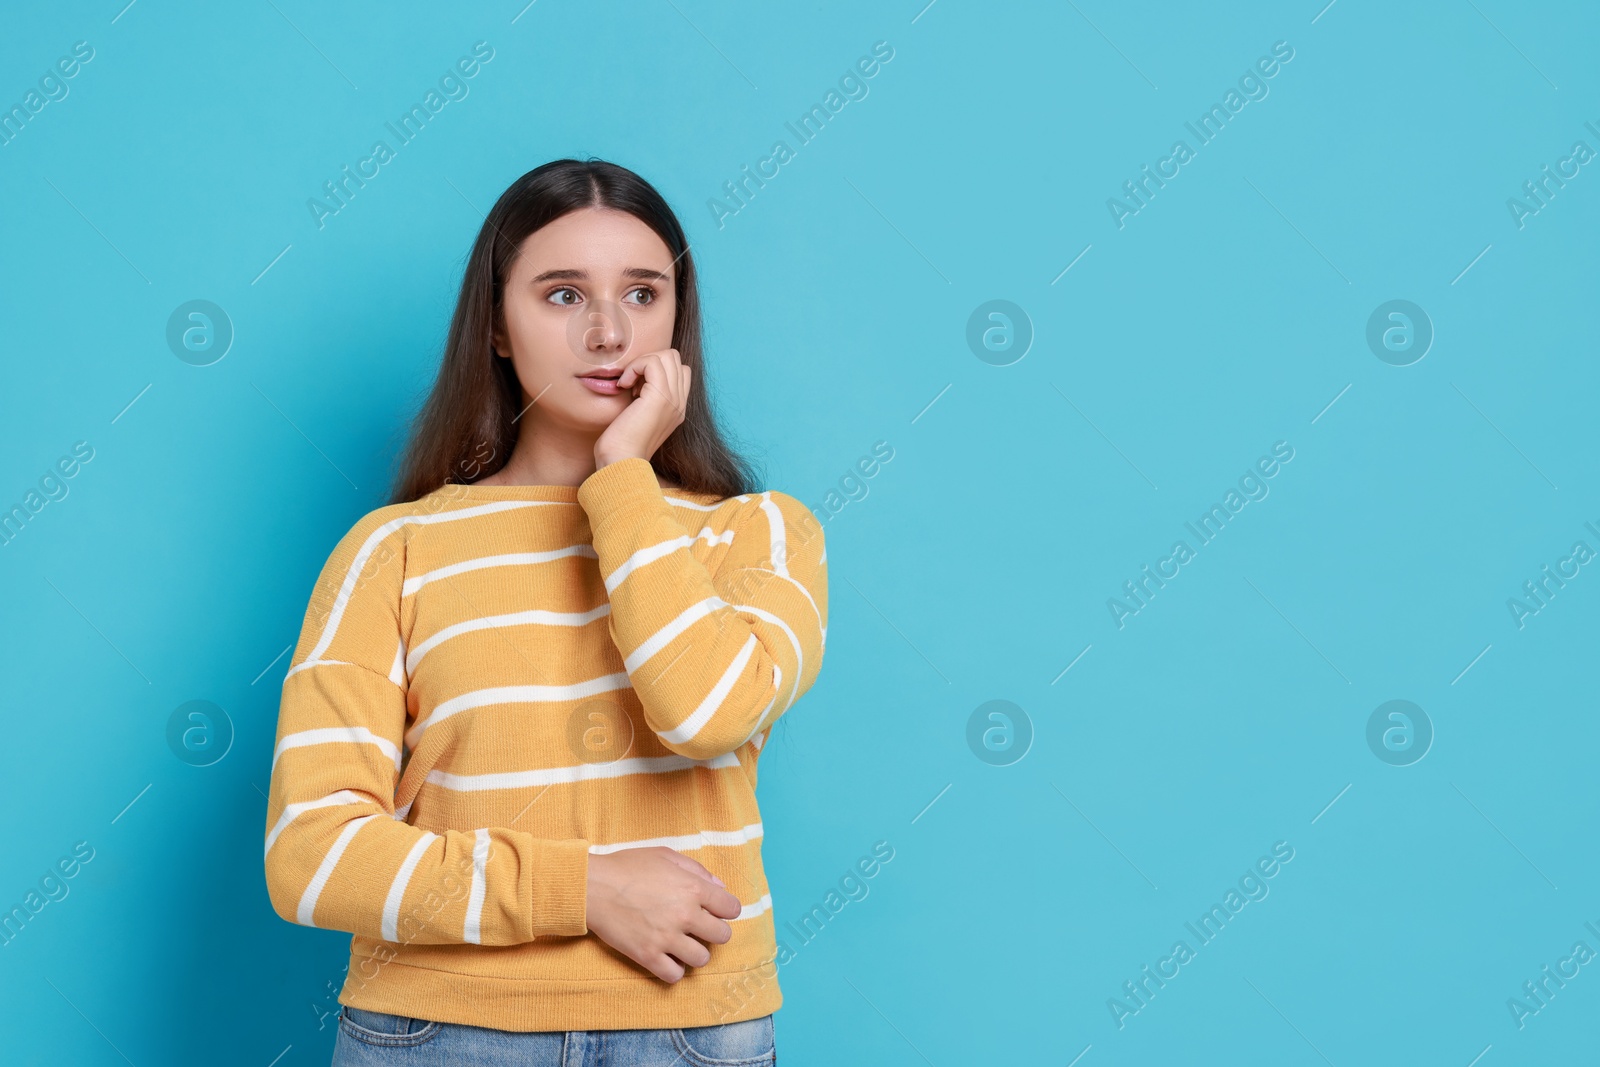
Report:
584,847,744,983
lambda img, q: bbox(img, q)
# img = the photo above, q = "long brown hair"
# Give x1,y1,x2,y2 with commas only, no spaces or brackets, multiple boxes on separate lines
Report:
388,158,760,505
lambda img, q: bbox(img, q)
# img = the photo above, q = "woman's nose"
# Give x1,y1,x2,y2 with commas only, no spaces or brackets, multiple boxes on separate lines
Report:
574,297,633,357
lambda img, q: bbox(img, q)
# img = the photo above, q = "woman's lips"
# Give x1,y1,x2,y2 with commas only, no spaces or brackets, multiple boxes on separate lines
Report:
577,375,624,396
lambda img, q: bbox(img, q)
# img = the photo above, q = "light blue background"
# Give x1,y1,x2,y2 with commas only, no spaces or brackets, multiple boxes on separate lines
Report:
1,1,1597,1064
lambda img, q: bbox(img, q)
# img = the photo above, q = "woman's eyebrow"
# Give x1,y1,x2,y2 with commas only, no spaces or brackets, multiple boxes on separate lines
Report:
529,267,672,283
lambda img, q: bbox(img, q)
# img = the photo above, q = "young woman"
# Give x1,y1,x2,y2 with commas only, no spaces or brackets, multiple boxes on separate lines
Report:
263,158,828,1065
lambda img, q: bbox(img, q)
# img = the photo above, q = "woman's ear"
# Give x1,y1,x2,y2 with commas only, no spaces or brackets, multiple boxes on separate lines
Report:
490,313,508,359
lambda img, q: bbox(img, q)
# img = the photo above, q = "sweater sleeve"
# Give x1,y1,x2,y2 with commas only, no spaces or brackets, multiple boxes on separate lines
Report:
263,508,591,946
577,458,829,760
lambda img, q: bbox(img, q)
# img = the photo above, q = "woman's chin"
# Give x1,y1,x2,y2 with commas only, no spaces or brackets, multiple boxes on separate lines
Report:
551,403,625,435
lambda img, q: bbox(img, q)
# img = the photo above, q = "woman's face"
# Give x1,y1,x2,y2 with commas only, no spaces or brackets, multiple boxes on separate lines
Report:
492,206,678,434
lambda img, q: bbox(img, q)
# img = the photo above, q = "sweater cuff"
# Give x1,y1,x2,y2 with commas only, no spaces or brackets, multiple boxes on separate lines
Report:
577,457,668,524
529,837,590,938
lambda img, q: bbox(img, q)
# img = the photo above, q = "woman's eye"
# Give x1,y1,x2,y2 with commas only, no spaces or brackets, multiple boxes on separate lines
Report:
547,288,581,306
625,287,655,305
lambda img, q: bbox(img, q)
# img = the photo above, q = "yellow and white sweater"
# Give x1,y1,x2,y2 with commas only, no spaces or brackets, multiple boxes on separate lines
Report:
263,457,827,1031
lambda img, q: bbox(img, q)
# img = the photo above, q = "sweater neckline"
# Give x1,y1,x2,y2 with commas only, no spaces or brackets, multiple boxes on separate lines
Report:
434,481,700,502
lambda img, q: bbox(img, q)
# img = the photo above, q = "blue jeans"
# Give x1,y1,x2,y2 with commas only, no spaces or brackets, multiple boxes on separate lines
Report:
330,1004,777,1066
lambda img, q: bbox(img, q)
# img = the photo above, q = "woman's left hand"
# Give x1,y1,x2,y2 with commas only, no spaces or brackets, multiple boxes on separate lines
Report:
593,348,691,469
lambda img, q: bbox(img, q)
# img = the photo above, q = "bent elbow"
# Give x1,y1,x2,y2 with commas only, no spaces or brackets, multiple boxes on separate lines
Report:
653,708,767,761
651,695,786,761
645,655,798,760
263,851,305,926
655,730,746,762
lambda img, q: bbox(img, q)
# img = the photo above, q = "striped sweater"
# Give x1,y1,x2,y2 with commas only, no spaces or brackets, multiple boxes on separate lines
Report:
262,457,827,1031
